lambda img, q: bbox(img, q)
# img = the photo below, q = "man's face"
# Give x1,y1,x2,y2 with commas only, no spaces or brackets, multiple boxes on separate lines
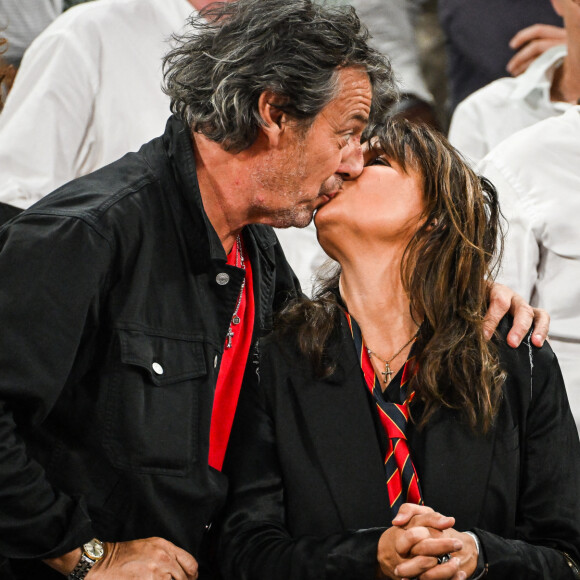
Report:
249,67,373,228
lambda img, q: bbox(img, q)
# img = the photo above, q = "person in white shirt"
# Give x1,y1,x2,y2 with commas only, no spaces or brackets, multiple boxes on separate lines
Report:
0,0,210,209
449,0,580,165
0,0,63,68
280,0,567,294
479,106,580,430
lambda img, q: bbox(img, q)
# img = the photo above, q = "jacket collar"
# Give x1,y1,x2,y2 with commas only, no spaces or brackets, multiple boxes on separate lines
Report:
161,115,280,269
294,311,498,529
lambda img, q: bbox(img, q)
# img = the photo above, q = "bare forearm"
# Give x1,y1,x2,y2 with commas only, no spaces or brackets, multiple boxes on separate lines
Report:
44,548,82,576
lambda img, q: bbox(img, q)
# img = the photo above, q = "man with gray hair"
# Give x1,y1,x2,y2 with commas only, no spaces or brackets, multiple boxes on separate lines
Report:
0,1,394,578
0,1,547,579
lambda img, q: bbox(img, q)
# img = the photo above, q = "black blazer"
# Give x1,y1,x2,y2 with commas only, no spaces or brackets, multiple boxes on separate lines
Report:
221,316,580,579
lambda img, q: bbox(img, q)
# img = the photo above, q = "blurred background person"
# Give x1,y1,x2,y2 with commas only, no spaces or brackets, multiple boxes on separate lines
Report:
283,0,565,293
0,0,219,210
480,106,580,432
0,36,15,112
349,0,564,126
0,35,19,225
449,0,578,164
0,0,63,69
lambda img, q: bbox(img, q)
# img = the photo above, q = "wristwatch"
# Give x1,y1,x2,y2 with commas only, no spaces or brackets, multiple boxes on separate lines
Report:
67,539,106,580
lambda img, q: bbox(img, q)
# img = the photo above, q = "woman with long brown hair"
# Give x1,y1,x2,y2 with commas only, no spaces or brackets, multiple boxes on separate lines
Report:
220,118,580,579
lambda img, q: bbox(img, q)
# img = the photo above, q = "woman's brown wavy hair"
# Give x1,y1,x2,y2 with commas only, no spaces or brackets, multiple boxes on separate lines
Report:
277,117,506,433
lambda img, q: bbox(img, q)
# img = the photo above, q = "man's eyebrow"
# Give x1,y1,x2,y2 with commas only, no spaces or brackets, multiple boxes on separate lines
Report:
352,114,369,125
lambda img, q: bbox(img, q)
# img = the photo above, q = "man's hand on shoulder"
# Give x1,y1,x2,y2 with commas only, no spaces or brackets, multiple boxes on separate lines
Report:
484,282,549,348
507,23,567,76
45,538,198,580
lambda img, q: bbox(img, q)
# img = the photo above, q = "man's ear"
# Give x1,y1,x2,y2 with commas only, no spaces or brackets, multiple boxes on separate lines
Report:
258,91,288,148
550,0,563,17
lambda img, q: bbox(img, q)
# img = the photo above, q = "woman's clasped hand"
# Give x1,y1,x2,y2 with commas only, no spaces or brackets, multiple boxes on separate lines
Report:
378,504,478,580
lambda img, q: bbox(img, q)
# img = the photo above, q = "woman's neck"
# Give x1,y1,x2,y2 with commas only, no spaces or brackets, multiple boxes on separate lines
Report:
339,254,419,382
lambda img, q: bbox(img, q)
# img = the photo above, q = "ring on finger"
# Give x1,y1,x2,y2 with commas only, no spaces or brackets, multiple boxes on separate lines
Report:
437,553,452,565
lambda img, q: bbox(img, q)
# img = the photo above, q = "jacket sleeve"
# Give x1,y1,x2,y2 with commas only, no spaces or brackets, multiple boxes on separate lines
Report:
475,342,580,579
220,342,385,580
0,212,112,559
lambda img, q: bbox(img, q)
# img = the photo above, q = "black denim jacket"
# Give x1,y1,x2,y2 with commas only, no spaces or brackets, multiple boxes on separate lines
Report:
0,116,300,573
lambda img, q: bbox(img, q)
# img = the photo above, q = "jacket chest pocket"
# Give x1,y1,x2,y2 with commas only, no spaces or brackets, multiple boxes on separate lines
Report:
102,329,207,476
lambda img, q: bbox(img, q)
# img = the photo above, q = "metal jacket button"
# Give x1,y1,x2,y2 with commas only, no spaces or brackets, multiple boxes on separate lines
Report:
152,362,164,375
216,272,230,285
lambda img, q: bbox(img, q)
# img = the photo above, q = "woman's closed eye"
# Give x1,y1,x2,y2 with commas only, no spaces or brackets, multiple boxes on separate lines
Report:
367,155,391,167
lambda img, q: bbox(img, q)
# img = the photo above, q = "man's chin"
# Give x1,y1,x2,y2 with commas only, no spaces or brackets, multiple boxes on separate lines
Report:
268,210,314,230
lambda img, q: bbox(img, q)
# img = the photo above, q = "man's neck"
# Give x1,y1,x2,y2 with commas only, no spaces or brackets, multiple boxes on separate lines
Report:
192,133,254,254
551,49,580,104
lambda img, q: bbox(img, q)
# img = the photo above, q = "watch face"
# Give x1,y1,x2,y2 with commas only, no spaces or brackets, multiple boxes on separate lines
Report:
83,539,105,560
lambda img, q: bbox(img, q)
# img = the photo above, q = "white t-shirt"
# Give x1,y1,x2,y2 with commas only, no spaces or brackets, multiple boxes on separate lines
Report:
0,0,194,208
480,107,580,426
449,45,571,165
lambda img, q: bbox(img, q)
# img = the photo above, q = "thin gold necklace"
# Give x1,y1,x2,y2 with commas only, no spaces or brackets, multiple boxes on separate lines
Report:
366,329,418,385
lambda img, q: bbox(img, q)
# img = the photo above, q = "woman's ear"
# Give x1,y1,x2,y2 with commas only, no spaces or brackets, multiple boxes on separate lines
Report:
257,91,288,148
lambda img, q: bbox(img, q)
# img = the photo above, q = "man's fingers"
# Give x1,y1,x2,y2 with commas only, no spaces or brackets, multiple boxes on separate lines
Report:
92,538,198,580
175,551,199,580
505,293,535,348
506,23,566,76
159,543,198,580
483,283,512,341
531,307,549,347
506,39,561,76
508,23,565,50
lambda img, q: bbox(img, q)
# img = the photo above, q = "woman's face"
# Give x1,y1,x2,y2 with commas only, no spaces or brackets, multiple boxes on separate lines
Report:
314,151,426,259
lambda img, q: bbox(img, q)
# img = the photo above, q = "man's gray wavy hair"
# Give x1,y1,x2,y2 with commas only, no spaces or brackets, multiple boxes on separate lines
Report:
162,0,397,152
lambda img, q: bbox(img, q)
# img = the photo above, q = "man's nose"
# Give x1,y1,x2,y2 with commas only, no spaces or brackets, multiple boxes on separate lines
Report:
337,140,364,180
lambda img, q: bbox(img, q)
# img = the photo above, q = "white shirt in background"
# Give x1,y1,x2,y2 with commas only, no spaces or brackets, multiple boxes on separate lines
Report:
348,0,432,105
275,222,334,298
0,0,194,208
0,0,63,67
449,45,571,165
479,106,580,427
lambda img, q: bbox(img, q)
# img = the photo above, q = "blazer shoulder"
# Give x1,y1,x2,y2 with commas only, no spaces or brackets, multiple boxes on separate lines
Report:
495,316,561,410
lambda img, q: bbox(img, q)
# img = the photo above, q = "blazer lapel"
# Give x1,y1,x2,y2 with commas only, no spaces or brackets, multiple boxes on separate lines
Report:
291,317,391,529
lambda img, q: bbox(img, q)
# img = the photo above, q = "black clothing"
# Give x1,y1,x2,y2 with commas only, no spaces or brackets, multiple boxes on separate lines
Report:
0,202,21,225
0,116,299,576
221,316,580,579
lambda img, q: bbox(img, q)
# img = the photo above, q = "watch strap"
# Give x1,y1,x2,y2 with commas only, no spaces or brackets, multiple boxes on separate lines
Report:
67,553,96,580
